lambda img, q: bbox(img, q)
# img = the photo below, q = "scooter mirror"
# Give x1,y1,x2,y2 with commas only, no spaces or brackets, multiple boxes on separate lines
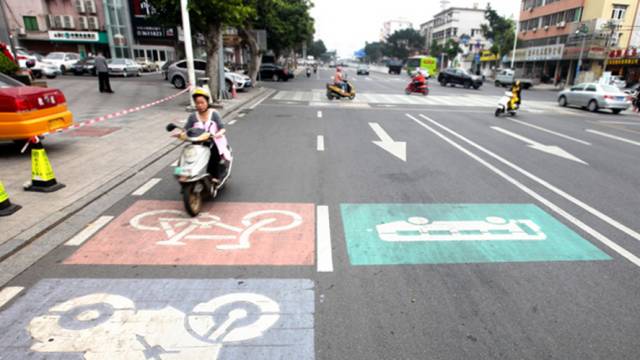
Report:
166,123,177,132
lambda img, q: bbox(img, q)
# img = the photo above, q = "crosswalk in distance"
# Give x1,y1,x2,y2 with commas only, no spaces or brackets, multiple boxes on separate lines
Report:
270,90,566,113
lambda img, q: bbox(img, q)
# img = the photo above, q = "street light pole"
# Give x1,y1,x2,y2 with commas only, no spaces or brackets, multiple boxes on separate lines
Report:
511,16,519,69
575,34,586,84
180,0,196,104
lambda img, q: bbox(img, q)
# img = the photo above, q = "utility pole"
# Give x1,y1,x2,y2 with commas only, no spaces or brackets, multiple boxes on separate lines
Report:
180,0,196,106
510,14,519,69
601,20,619,78
0,0,16,56
574,23,589,85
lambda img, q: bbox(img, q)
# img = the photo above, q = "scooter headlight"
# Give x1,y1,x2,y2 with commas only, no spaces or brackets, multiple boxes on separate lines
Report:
184,147,198,164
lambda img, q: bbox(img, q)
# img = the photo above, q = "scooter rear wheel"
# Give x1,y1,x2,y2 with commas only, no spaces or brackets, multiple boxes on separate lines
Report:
182,183,202,217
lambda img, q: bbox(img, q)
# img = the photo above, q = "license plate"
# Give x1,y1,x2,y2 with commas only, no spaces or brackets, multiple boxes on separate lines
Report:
48,118,65,130
616,96,625,101
174,167,183,175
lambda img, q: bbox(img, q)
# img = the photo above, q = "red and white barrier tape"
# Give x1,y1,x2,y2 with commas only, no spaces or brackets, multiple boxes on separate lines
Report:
41,87,190,138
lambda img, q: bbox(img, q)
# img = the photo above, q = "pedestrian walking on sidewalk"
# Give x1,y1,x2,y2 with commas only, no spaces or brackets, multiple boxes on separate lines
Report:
95,52,113,94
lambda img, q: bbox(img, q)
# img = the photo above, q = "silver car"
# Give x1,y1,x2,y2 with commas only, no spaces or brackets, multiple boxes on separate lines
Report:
108,58,141,77
167,59,249,91
558,83,632,114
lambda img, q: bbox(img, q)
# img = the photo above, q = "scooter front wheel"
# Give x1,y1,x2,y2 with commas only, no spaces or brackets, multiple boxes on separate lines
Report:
494,108,502,117
182,182,203,217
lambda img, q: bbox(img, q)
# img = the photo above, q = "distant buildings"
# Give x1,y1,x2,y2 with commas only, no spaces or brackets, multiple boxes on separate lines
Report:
380,19,413,41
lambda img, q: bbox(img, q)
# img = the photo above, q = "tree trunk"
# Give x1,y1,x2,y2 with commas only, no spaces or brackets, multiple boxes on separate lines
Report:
239,28,262,84
205,23,222,101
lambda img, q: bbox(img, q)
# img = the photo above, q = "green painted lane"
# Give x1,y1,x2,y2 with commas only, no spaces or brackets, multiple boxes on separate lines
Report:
341,204,611,265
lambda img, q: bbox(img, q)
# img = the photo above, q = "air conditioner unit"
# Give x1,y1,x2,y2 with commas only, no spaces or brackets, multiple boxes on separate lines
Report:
529,7,533,12
63,15,75,29
54,15,64,29
532,28,537,33
17,27,26,36
88,16,99,30
79,16,89,30
557,21,566,28
47,15,57,29
85,0,97,14
75,0,86,13
544,25,549,31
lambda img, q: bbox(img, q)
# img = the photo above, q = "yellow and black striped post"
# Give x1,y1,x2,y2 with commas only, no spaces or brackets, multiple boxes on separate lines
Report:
0,181,21,216
24,140,65,193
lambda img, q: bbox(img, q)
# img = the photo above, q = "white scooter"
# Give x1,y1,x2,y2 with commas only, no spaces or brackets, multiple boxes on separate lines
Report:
166,123,232,216
495,91,519,117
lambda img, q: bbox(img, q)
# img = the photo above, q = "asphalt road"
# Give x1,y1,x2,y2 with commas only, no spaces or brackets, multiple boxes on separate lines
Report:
1,67,640,359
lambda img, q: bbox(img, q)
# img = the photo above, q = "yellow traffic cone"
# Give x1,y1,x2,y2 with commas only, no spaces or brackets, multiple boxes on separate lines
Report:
24,140,65,193
0,181,21,216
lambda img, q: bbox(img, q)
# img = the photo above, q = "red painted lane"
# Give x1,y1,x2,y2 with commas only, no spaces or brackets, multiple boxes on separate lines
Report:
65,200,315,266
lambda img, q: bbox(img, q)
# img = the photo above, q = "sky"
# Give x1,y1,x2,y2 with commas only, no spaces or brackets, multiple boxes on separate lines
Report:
310,0,521,58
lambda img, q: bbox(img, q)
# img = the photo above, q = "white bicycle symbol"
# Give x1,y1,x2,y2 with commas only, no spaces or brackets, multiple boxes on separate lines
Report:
129,209,303,250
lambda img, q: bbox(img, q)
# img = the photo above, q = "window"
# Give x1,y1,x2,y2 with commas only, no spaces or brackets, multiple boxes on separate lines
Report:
611,5,628,20
194,60,206,71
176,61,186,69
570,84,585,91
585,84,596,92
160,51,166,62
23,16,38,31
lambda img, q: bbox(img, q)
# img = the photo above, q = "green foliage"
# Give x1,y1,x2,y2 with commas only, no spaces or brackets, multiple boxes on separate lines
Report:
429,40,442,57
443,39,461,60
364,41,385,63
0,52,18,75
480,4,515,58
384,28,424,59
150,0,254,33
307,39,327,59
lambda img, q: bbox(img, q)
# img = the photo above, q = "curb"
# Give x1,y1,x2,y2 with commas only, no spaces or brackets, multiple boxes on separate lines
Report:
0,86,274,264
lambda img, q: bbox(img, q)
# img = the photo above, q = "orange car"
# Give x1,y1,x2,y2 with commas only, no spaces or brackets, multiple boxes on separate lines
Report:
0,72,73,141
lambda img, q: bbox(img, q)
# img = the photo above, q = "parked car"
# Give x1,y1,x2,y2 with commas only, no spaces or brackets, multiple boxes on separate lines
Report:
167,59,248,91
437,68,483,89
135,58,159,72
557,82,632,114
258,63,292,81
225,67,252,89
15,49,59,79
108,58,141,77
357,65,370,75
0,72,73,141
494,69,534,89
42,52,80,73
72,57,96,76
161,60,175,80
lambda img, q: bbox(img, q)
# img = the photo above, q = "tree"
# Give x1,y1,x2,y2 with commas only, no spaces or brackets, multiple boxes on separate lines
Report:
428,40,442,58
237,0,314,83
443,39,461,65
307,39,327,59
481,4,515,64
384,28,424,59
364,41,385,63
150,0,254,100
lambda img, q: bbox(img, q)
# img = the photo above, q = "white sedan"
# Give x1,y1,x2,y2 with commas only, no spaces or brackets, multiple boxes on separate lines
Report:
108,59,142,77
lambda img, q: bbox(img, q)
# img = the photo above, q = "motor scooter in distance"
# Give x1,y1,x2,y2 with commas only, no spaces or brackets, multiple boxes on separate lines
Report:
495,91,519,117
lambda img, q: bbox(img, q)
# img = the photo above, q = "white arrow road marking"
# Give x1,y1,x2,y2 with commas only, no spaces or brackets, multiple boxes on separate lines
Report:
506,118,591,146
492,127,588,165
586,129,640,147
369,122,407,162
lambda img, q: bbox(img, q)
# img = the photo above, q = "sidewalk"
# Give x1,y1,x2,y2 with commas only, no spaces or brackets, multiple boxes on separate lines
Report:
0,79,272,260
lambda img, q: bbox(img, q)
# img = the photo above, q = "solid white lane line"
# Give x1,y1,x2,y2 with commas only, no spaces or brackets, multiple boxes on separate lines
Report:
0,286,24,308
228,119,237,125
317,205,333,272
132,178,162,196
238,113,246,118
317,110,323,118
408,113,640,267
317,135,325,151
508,118,592,145
250,93,273,109
414,113,640,266
65,216,114,246
586,129,640,147
597,121,640,125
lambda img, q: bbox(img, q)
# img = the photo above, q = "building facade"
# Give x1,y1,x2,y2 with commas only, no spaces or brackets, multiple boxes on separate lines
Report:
380,19,413,41
419,6,491,71
3,0,109,56
513,0,639,85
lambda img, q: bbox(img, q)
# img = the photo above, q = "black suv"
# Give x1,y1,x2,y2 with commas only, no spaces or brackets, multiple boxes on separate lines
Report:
437,68,483,89
72,57,96,76
259,63,292,81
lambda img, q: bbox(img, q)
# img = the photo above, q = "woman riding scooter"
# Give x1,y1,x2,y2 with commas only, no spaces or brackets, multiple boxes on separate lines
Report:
510,80,522,110
180,87,231,183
